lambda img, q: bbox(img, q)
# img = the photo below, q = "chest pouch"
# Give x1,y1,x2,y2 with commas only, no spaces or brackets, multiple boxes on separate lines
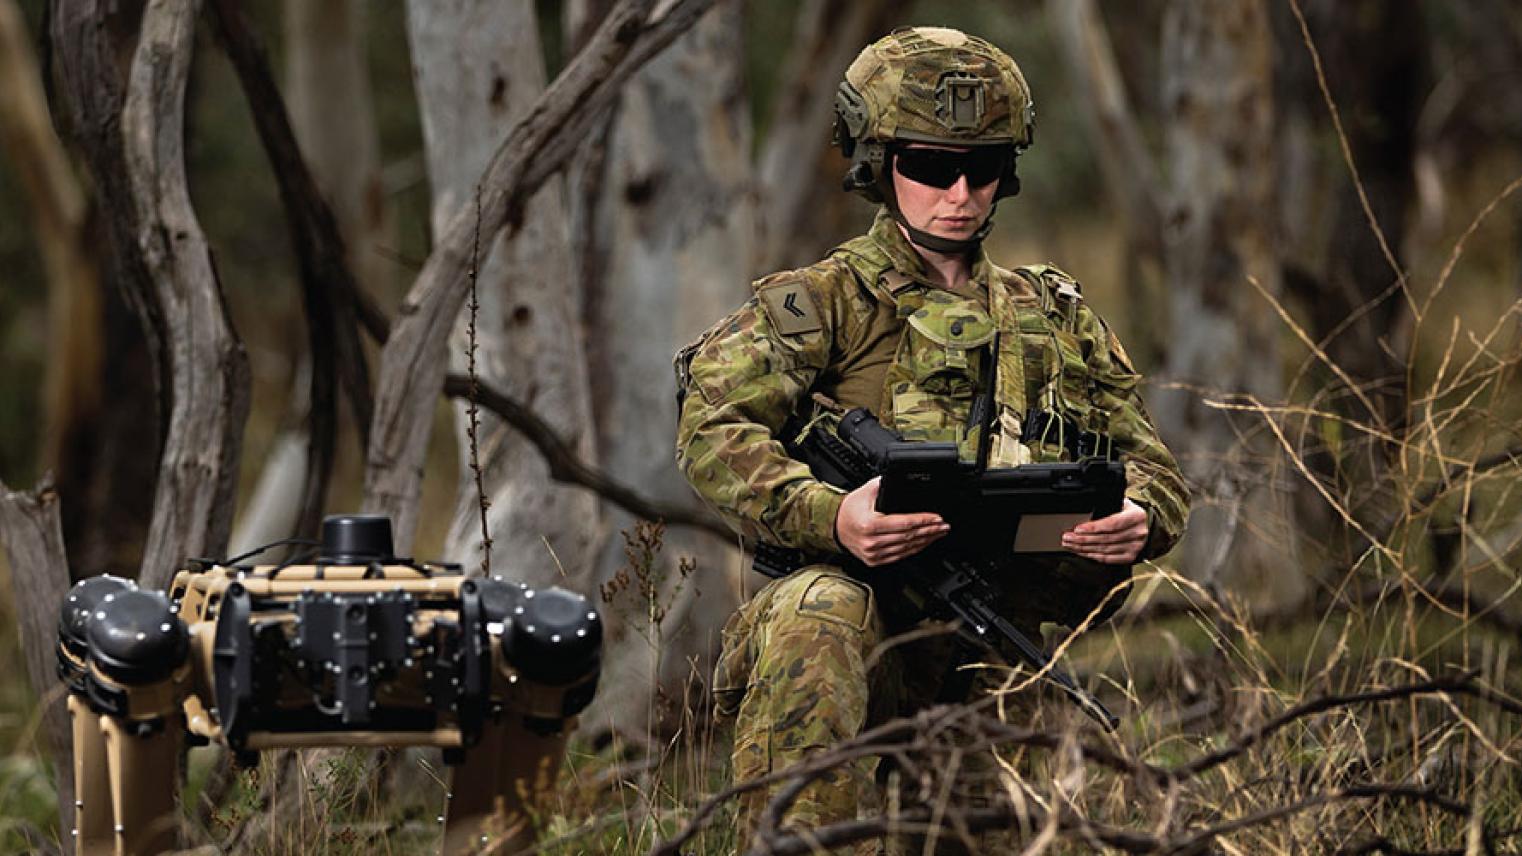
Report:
882,290,996,454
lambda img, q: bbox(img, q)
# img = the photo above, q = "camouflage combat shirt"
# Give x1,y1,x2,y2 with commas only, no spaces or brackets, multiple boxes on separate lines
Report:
675,209,1189,560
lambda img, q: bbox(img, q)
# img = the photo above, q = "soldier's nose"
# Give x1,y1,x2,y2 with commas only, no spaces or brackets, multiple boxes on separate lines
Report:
945,175,971,202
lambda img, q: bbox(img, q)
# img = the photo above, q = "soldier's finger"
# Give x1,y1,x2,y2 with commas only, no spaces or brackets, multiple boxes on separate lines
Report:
867,512,946,535
1082,541,1142,562
1071,509,1141,536
1065,527,1145,547
877,541,933,565
867,528,941,556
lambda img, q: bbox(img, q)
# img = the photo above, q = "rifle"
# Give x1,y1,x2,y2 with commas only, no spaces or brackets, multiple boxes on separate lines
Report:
757,339,1124,730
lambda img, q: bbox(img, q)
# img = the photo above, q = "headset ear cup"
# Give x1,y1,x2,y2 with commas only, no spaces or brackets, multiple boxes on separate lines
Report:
996,157,1021,199
843,161,884,203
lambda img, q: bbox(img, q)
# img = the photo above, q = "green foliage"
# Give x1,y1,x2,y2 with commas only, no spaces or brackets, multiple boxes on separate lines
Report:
0,754,57,853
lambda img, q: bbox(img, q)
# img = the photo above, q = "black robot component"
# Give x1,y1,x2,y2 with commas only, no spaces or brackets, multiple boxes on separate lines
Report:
502,587,602,689
292,590,414,726
57,575,135,691
85,589,189,685
318,514,396,564
81,589,190,728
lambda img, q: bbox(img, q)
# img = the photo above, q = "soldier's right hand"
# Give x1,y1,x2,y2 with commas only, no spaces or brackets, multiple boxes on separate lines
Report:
835,477,950,567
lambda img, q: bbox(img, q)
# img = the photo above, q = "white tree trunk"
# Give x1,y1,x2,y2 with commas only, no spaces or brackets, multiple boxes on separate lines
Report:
576,0,749,736
755,0,892,272
1156,0,1298,608
283,0,392,299
406,1,601,585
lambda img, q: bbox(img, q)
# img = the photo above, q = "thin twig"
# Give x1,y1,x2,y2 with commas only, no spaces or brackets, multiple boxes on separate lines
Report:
465,184,492,576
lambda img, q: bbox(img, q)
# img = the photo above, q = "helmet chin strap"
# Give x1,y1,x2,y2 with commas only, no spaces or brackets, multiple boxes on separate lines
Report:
890,206,995,255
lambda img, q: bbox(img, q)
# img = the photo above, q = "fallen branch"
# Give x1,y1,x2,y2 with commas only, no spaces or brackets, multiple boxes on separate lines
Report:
653,672,1522,854
749,782,1475,856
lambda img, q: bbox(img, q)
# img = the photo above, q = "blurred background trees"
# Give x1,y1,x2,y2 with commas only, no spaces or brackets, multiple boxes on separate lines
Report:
2,0,1521,848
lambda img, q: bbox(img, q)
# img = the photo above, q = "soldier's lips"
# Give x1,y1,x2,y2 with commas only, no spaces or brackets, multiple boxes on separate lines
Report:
935,216,978,229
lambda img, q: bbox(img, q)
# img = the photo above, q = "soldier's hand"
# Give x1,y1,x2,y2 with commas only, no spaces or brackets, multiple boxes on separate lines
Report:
1062,499,1148,565
835,477,950,567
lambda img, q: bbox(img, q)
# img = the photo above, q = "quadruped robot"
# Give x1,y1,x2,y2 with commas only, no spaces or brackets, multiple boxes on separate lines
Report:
56,515,603,855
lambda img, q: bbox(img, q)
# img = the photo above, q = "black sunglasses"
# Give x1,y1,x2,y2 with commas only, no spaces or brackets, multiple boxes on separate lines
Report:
891,146,1009,190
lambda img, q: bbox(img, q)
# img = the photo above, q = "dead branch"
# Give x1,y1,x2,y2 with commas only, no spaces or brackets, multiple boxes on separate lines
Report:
441,374,731,541
1169,672,1518,780
748,802,1159,856
0,476,76,835
749,782,1475,856
363,0,719,550
654,672,1522,855
1121,578,1522,649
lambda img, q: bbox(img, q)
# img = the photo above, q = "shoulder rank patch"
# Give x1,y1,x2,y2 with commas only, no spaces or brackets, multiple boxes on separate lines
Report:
757,278,823,336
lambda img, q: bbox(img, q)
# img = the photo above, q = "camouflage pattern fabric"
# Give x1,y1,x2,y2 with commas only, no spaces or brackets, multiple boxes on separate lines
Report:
674,209,1190,846
840,27,1034,149
713,567,886,851
675,210,1189,557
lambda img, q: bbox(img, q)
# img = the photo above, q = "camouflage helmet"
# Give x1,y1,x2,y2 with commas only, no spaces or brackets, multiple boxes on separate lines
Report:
833,27,1035,204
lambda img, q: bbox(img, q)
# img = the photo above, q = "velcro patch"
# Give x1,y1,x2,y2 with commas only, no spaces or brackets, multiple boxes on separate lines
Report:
757,280,823,336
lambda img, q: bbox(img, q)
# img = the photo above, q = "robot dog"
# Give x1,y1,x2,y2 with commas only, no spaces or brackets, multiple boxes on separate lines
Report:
56,515,602,855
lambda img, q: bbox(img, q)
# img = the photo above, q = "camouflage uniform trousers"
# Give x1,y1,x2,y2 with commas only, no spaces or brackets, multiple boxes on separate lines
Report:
714,566,1022,854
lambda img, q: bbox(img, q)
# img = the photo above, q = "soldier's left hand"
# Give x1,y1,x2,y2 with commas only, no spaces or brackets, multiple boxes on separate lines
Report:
1062,499,1148,565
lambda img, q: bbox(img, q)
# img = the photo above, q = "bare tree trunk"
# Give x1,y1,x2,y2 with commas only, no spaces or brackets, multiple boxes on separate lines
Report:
0,478,75,837
228,0,394,549
755,0,893,272
1313,0,1425,439
405,0,601,586
578,0,750,736
0,0,101,477
284,0,391,300
1155,0,1294,607
52,0,250,588
1045,0,1163,263
361,0,716,552
1046,0,1171,362
41,1,164,580
123,0,250,586
0,0,153,583
1269,1,1430,573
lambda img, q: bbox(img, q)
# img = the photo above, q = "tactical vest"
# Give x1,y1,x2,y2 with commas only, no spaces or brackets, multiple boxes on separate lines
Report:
828,238,1115,467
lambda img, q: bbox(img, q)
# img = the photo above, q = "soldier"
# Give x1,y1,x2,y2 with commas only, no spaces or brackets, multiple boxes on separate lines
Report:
674,26,1189,848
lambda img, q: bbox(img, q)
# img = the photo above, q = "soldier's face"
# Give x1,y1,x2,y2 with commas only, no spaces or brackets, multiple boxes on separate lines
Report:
890,143,999,242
